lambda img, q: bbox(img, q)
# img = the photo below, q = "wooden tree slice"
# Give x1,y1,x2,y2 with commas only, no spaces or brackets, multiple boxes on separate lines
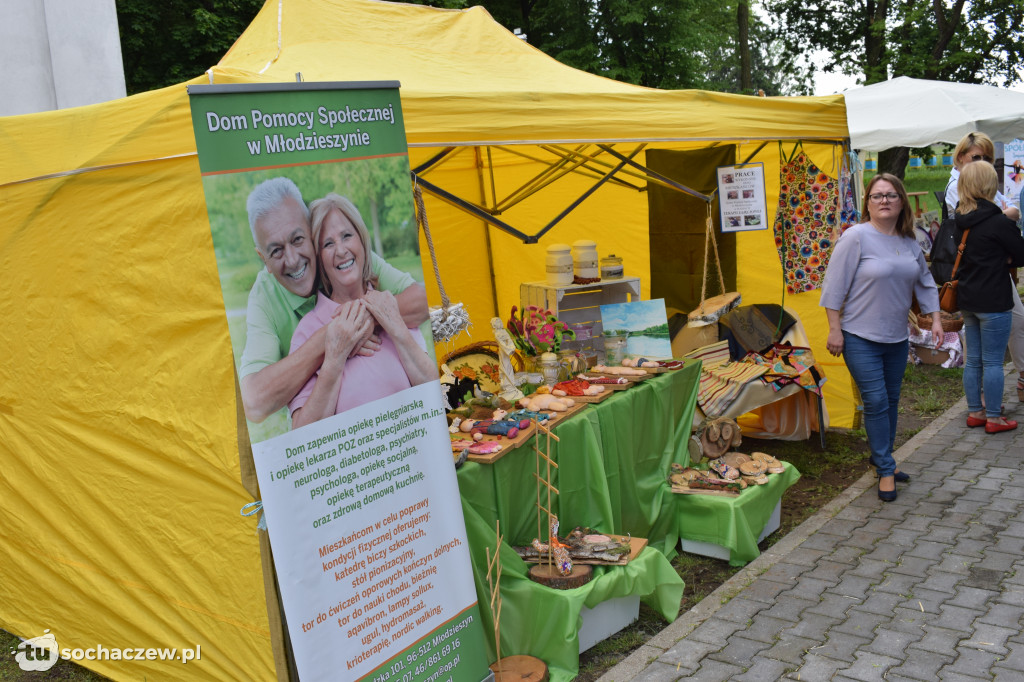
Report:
527,563,592,589
491,655,549,682
687,434,703,464
699,416,740,459
700,430,729,459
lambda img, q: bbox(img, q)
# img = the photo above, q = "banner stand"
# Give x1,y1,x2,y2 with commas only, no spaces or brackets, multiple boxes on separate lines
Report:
235,372,297,681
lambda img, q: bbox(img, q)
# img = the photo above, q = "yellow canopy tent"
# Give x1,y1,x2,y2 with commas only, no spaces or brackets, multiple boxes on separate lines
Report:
0,0,852,679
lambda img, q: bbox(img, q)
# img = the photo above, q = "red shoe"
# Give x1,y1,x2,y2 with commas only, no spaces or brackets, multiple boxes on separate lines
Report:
966,415,987,428
985,418,1018,434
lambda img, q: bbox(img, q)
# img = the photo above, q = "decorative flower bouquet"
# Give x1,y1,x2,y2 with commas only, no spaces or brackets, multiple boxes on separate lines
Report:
506,305,575,356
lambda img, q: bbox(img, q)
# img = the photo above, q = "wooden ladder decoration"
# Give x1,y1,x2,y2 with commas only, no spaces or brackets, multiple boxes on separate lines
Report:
485,520,504,677
533,419,560,573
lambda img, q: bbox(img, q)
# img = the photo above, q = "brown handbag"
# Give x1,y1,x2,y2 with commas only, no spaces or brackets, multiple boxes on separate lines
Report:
938,228,970,313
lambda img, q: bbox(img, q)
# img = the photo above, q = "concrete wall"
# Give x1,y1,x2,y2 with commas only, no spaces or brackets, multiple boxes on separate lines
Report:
0,0,126,116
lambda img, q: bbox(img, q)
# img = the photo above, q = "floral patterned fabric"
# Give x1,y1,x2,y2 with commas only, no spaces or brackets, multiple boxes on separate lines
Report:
774,151,853,294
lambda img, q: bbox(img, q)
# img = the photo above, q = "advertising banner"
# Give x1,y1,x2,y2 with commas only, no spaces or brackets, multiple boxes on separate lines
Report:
1004,139,1024,206
188,82,489,681
716,162,768,233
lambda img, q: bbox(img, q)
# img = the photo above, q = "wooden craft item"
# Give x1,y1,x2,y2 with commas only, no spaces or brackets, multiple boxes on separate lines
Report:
670,485,740,496
565,389,613,404
464,421,538,465
687,291,741,327
722,452,752,469
527,563,592,589
519,535,646,566
577,375,632,390
543,400,588,424
698,416,742,460
687,435,703,464
490,656,549,682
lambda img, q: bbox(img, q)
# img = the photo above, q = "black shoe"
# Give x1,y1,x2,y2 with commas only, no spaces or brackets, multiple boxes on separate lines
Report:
876,471,911,483
878,482,898,502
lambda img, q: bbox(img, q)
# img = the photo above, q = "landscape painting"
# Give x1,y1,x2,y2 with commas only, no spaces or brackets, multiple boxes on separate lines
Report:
599,299,672,360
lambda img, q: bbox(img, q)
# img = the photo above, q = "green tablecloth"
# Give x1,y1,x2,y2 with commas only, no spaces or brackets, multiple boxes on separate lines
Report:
460,497,684,682
673,461,801,566
456,364,700,680
454,362,801,677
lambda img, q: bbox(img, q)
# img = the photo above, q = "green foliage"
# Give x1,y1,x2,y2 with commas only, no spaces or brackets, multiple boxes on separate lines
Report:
203,156,417,276
117,0,812,97
117,0,266,94
463,0,812,94
765,0,1024,87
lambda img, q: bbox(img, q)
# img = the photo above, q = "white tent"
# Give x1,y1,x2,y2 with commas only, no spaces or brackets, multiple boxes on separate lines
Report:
844,76,1024,150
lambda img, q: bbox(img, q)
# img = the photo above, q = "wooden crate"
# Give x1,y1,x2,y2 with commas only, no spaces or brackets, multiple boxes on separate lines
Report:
520,278,642,342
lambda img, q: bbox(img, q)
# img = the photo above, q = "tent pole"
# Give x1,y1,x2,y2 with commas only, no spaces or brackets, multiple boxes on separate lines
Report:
485,146,498,210
532,147,641,241
412,146,462,175
475,146,501,316
494,144,641,191
597,144,712,203
412,173,536,242
541,144,648,190
493,144,594,212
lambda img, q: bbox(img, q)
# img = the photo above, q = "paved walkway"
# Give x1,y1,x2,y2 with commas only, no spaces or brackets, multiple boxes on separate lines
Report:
602,376,1024,681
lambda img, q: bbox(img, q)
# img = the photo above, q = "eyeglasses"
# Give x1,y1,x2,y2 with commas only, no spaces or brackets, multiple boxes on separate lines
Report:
868,193,900,202
970,154,994,163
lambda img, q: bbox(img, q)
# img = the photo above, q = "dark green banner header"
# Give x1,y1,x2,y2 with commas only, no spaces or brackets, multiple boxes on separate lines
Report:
188,83,408,174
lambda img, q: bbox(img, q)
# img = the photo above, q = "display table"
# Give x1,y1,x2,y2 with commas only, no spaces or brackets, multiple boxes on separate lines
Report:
455,363,801,677
673,462,800,566
692,307,828,445
456,363,700,681
459,500,683,682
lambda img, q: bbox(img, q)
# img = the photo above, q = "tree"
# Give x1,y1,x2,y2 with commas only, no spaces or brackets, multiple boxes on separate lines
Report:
466,0,809,94
765,0,1024,175
117,0,265,94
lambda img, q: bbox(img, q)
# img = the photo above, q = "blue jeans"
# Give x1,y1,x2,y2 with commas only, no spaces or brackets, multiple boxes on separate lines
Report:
962,309,1012,418
842,332,908,478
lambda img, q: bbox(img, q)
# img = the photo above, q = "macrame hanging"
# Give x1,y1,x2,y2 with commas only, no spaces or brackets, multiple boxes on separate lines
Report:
687,201,741,327
413,182,471,342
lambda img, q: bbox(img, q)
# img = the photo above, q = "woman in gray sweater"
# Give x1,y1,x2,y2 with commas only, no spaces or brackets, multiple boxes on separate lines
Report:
820,173,942,502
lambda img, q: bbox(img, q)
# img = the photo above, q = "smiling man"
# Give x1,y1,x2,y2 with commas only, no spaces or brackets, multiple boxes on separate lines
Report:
238,177,427,425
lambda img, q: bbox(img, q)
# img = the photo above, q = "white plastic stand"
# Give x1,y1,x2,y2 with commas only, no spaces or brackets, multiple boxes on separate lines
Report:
577,595,641,653
679,500,781,561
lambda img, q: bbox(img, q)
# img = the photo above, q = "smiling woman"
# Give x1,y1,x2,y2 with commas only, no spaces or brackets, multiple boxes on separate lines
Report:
286,193,435,429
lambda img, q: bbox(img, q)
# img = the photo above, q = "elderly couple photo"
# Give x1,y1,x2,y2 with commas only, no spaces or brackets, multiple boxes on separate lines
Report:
206,168,433,441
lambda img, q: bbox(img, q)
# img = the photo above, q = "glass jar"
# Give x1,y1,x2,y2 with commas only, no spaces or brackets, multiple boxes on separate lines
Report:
600,254,624,280
557,349,583,381
603,334,627,365
539,351,560,386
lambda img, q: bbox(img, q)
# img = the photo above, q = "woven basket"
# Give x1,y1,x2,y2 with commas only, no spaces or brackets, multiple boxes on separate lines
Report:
915,310,964,333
